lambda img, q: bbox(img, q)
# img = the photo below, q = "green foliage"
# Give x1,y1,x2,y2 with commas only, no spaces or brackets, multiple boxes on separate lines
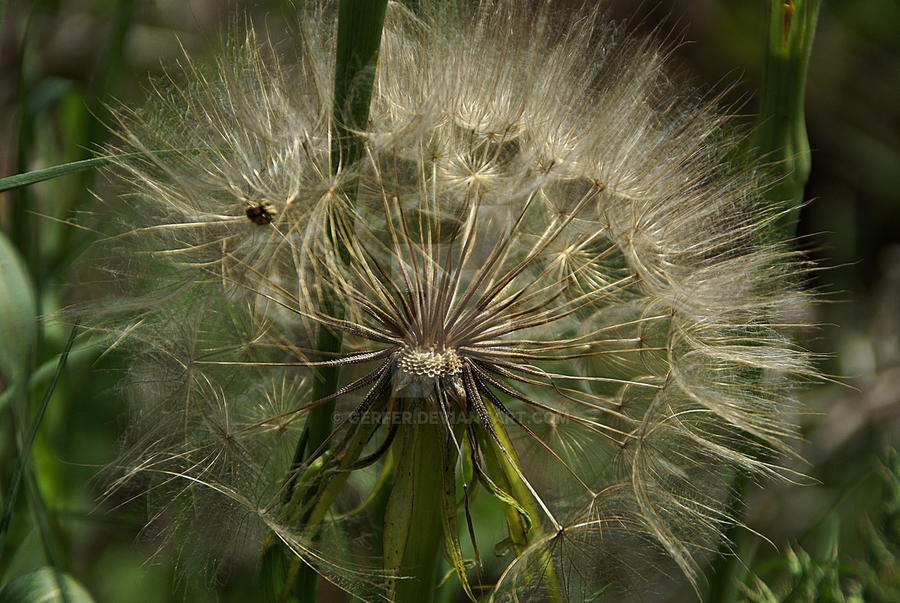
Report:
742,450,900,602
855,450,900,601
0,231,36,413
0,567,95,603
741,544,852,603
0,156,123,194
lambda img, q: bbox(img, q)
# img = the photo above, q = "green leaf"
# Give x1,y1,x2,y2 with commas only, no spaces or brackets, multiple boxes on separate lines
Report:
0,156,114,193
439,432,475,602
0,230,37,412
0,151,185,194
0,567,95,603
476,405,564,602
471,453,532,542
475,407,538,555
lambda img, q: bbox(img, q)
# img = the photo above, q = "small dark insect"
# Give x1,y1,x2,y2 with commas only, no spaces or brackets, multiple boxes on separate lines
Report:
245,201,277,225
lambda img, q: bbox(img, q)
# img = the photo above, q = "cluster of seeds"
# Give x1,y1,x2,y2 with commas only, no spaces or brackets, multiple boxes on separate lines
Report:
396,345,463,380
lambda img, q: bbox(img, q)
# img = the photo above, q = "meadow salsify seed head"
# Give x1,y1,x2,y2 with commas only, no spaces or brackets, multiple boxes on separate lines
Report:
78,1,816,600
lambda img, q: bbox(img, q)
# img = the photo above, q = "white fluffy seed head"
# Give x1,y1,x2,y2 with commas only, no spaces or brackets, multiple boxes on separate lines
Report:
82,1,816,600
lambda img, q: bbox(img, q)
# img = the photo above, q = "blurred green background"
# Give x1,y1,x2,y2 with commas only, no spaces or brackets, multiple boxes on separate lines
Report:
1,1,898,601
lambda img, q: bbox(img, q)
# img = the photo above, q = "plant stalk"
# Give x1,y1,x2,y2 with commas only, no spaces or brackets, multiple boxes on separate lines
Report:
383,407,447,603
289,4,388,600
755,0,821,237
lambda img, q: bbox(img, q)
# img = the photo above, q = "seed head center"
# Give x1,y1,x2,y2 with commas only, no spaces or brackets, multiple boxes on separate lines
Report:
397,345,462,380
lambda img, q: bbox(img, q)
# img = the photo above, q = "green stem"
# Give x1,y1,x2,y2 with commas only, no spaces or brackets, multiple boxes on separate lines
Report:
293,0,389,486
11,6,36,280
705,470,752,603
755,0,822,237
289,1,387,599
330,0,389,173
383,409,446,603
53,0,136,279
279,401,386,601
304,310,343,465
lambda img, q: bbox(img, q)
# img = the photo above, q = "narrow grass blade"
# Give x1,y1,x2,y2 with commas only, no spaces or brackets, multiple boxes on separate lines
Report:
25,468,71,603
0,156,115,193
0,150,185,194
0,324,78,543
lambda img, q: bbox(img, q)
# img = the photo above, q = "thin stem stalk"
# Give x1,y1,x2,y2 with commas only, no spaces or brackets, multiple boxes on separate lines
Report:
290,2,388,600
755,0,821,237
